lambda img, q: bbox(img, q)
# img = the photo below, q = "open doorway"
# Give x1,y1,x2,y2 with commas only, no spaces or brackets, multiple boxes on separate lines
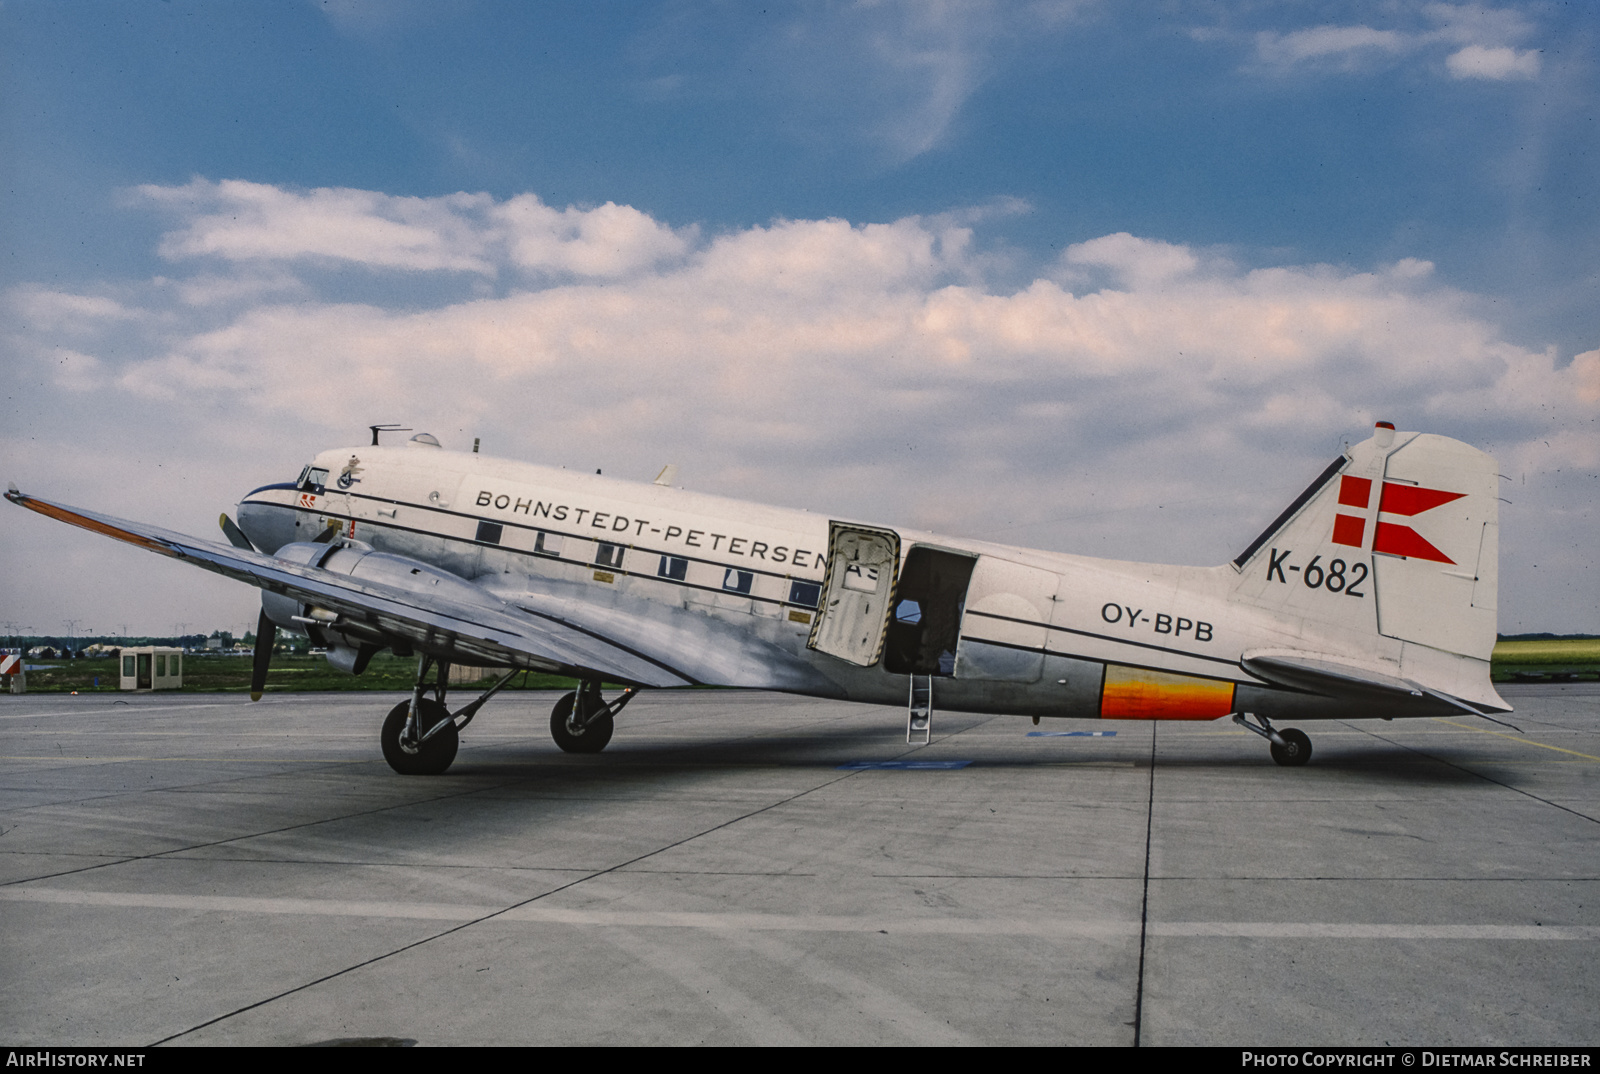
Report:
883,547,976,676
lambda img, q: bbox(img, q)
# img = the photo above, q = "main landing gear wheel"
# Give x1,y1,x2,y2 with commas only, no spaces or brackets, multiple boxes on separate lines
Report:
382,698,459,775
1270,727,1312,767
550,691,614,754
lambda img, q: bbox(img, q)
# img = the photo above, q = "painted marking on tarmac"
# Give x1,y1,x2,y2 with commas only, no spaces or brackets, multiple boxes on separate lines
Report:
1432,718,1600,763
1149,923,1600,940
0,888,495,920
2,889,1595,941
836,760,973,770
1027,731,1117,737
0,756,368,764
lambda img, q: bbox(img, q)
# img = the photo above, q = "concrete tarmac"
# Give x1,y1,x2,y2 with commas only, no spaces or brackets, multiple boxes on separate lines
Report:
1,684,1595,1047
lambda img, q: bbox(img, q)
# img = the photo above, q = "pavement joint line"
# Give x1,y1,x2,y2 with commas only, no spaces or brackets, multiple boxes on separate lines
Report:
148,754,877,1047
1430,717,1600,762
0,775,531,889
1132,722,1156,1048
1349,722,1600,827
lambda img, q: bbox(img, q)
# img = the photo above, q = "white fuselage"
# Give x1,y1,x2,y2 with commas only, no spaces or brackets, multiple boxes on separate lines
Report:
235,441,1464,722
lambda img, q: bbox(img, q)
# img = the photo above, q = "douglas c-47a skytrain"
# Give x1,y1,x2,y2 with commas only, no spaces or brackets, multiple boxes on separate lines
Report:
7,421,1508,773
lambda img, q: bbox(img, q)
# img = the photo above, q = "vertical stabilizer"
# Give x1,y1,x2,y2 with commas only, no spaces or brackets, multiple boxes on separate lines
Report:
1230,425,1500,664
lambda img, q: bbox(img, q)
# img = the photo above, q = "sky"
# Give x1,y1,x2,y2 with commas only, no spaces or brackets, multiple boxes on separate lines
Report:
2,0,1596,642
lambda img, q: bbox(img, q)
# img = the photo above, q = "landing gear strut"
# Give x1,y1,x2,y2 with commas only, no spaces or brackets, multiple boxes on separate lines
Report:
381,655,519,775
551,680,636,754
1233,713,1313,767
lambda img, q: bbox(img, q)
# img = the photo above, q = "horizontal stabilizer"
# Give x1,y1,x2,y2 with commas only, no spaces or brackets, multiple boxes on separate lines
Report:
1241,649,1509,715
1242,649,1422,700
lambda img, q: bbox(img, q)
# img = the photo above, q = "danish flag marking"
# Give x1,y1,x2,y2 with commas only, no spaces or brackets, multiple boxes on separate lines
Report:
1331,478,1463,564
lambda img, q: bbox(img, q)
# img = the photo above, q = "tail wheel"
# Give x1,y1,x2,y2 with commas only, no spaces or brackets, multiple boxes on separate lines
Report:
550,691,614,754
382,699,459,774
1270,728,1312,767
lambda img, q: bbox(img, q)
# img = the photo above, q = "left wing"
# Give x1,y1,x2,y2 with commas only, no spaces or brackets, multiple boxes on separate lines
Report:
7,490,700,687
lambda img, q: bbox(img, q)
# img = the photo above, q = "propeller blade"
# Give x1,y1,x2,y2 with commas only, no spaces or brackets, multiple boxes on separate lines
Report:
250,608,277,702
219,513,256,552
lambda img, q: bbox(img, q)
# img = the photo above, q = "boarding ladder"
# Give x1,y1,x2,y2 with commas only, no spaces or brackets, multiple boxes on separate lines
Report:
907,675,933,745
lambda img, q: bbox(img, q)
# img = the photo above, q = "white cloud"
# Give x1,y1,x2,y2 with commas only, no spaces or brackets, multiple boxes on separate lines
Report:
1425,2,1538,48
8,287,145,331
1446,44,1540,80
493,196,691,278
1573,348,1600,405
140,179,497,273
1062,233,1200,291
1234,3,1543,83
1254,26,1409,70
169,271,307,308
46,348,107,392
96,201,1591,478
133,179,693,280
6,185,1596,631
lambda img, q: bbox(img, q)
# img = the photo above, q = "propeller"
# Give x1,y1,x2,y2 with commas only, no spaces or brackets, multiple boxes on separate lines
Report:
219,513,256,552
225,512,340,700
250,608,276,702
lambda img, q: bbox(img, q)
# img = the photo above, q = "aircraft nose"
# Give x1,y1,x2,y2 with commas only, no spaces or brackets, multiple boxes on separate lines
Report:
236,497,297,555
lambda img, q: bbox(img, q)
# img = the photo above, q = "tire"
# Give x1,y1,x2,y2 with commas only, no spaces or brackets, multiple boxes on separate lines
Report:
382,699,459,774
550,691,614,754
1269,727,1312,767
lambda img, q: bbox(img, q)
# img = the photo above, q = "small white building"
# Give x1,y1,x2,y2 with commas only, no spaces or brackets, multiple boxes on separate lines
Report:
119,647,183,691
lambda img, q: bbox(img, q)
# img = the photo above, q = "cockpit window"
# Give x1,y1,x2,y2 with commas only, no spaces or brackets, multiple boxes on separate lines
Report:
298,466,329,491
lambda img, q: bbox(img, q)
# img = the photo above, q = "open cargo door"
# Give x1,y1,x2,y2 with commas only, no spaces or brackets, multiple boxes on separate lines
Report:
808,522,901,667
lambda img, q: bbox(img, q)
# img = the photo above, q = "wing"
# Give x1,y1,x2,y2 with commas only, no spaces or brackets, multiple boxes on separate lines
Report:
6,490,706,688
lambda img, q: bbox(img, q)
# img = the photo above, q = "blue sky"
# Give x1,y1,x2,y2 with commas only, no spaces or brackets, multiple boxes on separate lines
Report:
3,1,1596,638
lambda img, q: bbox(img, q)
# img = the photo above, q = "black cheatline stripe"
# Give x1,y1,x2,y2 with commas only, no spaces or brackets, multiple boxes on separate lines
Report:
242,500,818,610
259,487,824,585
966,608,1243,670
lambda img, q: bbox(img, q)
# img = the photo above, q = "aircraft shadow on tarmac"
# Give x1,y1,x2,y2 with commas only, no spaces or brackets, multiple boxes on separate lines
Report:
418,720,1505,788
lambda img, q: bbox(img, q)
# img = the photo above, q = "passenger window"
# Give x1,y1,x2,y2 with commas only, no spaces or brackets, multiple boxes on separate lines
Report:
123,655,135,676
534,531,563,556
658,555,688,581
723,569,753,594
475,521,503,545
788,580,821,608
595,543,625,569
171,654,180,677
156,655,166,676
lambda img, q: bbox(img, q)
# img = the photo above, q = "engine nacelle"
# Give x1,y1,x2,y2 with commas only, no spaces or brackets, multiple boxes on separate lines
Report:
259,541,507,671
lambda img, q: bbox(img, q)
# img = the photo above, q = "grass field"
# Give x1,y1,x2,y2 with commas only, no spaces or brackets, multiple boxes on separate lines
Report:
8,638,1598,694
1490,637,1600,682
5,653,589,695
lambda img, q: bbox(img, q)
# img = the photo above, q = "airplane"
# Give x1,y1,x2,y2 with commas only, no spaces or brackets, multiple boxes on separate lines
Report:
5,420,1508,773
